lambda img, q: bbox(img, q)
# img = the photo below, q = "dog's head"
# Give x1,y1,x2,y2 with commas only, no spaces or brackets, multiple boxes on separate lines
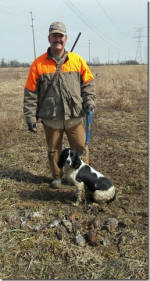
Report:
58,148,81,169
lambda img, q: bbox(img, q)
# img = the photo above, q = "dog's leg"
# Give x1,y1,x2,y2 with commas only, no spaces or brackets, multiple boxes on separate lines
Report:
62,167,75,186
73,182,85,206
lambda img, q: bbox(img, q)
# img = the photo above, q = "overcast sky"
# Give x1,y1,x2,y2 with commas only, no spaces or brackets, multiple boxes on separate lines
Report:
0,0,148,64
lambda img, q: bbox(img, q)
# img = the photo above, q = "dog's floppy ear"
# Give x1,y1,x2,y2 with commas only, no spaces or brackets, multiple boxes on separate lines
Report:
73,151,81,169
58,150,66,169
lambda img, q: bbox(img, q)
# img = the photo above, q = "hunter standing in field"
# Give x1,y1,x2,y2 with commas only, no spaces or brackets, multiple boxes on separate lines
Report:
23,21,96,188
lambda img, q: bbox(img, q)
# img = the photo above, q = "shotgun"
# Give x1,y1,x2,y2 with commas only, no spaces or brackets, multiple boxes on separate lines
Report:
70,32,81,52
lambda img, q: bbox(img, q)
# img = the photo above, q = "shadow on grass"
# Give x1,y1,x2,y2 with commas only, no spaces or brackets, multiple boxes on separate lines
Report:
19,188,75,203
0,164,75,203
0,164,51,184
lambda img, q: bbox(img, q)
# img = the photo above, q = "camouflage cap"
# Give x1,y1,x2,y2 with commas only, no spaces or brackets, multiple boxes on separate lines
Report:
49,21,67,35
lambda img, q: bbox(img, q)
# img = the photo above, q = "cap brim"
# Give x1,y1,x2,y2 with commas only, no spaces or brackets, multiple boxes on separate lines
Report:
50,30,66,35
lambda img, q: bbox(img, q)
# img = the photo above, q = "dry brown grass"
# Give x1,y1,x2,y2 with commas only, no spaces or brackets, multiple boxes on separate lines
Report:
0,71,26,145
92,64,147,111
0,65,148,279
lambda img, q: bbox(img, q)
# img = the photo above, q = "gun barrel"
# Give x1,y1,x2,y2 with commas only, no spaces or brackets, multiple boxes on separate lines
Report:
70,32,81,52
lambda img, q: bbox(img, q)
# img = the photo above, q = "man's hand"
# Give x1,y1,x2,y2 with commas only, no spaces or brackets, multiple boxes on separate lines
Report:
84,105,94,114
28,123,37,133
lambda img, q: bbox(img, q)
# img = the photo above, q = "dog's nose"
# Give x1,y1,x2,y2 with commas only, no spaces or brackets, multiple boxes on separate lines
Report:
66,160,70,165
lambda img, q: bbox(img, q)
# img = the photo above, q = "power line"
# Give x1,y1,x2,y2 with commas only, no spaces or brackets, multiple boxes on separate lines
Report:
64,0,108,43
0,4,30,29
64,0,124,52
0,3,26,17
95,0,127,37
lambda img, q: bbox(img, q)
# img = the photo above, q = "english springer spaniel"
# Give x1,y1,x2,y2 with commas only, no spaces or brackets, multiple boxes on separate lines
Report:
58,148,115,206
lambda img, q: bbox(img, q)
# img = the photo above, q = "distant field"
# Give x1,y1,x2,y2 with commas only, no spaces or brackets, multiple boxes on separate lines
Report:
0,65,148,279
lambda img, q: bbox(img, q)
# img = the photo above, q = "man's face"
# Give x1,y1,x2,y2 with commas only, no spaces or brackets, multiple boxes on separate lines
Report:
48,33,67,54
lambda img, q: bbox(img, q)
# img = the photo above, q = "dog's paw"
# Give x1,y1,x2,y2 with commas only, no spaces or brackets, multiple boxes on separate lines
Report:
72,201,80,207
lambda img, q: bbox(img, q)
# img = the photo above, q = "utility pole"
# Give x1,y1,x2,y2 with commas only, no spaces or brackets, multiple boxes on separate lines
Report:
30,11,36,59
117,52,120,64
133,27,147,64
88,40,91,64
108,48,110,64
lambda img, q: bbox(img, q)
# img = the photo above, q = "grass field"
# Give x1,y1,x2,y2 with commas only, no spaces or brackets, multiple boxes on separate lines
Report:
0,65,148,279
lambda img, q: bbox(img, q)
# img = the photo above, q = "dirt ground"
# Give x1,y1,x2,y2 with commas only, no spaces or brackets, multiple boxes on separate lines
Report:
0,65,148,279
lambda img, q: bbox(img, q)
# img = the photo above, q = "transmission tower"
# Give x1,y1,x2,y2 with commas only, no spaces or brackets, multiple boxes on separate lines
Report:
133,27,147,64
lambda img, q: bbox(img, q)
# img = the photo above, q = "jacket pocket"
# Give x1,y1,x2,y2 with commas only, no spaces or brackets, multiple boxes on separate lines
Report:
71,95,83,117
38,97,56,119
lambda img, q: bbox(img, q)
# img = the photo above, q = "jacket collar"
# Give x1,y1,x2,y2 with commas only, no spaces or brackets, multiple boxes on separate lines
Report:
47,47,68,63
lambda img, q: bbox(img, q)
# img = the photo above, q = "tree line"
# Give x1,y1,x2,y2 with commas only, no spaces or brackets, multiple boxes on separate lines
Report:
0,58,30,67
88,60,140,66
0,58,141,68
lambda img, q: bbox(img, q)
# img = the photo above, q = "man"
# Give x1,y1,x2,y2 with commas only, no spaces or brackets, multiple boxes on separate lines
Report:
23,21,96,188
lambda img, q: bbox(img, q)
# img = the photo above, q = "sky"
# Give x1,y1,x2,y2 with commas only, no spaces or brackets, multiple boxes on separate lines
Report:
0,0,148,64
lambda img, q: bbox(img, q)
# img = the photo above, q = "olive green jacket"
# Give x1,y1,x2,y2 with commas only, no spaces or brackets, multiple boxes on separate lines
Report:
24,48,96,124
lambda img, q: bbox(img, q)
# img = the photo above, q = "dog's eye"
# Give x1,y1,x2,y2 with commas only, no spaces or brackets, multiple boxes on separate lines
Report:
70,152,73,157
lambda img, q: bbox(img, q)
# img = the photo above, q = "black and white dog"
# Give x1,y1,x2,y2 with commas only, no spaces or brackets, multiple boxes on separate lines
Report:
58,148,115,206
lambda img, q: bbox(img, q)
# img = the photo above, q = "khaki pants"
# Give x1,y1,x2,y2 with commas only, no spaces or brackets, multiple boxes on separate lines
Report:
43,121,88,179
